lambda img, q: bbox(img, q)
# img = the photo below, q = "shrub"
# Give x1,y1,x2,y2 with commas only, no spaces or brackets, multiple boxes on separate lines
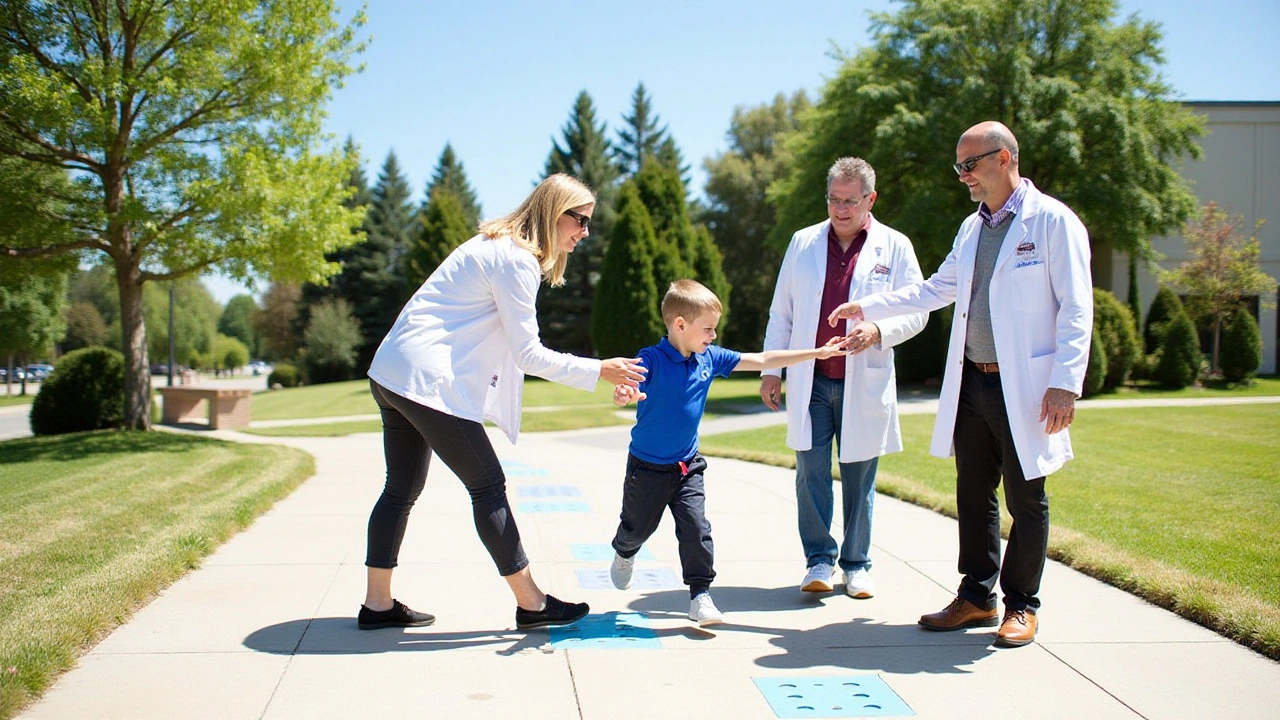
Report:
303,298,361,384
1153,311,1202,389
268,363,301,388
30,347,125,435
1220,307,1262,383
1082,326,1107,398
1093,288,1140,389
1143,285,1183,355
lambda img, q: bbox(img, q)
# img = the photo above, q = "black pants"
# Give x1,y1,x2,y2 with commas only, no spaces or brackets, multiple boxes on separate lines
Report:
611,453,715,598
952,361,1049,612
366,380,528,576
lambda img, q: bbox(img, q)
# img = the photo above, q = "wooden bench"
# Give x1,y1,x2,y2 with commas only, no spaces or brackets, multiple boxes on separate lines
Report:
159,387,252,429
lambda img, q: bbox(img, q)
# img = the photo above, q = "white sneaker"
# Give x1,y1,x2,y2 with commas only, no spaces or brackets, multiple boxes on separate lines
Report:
610,552,634,590
844,567,875,598
689,593,725,626
801,563,835,592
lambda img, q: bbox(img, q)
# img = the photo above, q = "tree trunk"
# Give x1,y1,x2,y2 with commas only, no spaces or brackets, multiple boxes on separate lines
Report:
115,257,152,430
1211,317,1222,376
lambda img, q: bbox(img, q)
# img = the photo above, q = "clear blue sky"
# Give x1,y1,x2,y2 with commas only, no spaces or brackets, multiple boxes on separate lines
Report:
206,0,1280,302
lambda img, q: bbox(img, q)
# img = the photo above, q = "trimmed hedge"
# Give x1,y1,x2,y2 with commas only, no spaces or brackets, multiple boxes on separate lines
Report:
1221,307,1262,383
268,363,301,388
30,347,125,435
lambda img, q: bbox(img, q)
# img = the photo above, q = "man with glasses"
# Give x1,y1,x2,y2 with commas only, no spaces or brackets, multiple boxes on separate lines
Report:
828,122,1093,647
761,157,926,599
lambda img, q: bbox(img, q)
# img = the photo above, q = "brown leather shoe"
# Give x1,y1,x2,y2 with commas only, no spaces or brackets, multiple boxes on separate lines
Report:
918,596,999,631
995,609,1037,647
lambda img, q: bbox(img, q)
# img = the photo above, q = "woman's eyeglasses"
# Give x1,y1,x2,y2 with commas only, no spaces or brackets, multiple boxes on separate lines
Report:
563,208,590,231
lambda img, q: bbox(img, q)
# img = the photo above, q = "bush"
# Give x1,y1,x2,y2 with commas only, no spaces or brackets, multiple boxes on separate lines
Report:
1143,285,1183,355
1220,307,1262,383
303,298,361,384
30,347,125,435
268,363,301,388
1082,326,1108,398
1153,311,1202,389
1093,288,1140,389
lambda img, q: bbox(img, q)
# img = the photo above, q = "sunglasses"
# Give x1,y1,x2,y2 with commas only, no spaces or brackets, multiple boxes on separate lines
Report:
953,148,1002,175
563,208,590,231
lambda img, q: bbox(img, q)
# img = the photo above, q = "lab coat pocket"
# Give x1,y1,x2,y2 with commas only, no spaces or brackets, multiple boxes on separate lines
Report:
860,365,893,416
1026,353,1055,411
1011,264,1052,311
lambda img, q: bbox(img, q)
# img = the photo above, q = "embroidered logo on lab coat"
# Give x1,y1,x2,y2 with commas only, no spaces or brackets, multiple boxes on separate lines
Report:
872,263,891,275
1014,241,1043,269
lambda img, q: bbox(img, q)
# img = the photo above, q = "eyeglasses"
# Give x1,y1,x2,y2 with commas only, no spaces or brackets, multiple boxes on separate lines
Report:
825,192,870,209
563,208,590,231
953,148,1002,175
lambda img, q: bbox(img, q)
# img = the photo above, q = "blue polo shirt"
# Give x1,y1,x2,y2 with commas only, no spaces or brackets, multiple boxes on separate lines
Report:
629,337,741,465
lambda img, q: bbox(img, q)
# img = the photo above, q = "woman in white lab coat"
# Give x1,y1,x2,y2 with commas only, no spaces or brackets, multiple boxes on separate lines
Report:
360,174,645,631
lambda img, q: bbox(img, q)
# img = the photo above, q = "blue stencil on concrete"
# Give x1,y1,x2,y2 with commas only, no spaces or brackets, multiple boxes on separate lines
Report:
577,567,681,590
518,501,590,513
504,467,548,476
549,612,661,649
753,676,914,718
515,485,582,498
570,544,655,562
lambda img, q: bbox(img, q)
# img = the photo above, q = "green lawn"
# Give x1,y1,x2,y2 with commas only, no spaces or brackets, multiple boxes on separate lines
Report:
0,432,314,719
0,394,34,408
700,404,1280,659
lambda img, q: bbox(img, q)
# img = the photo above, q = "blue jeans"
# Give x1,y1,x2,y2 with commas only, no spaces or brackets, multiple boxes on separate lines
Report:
795,373,879,572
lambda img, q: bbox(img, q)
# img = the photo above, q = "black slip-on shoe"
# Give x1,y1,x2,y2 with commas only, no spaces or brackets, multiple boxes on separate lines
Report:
357,599,436,630
515,594,589,630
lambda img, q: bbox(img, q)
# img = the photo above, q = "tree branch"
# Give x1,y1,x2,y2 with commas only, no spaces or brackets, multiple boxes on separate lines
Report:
140,258,218,283
2,5,97,105
1,239,103,258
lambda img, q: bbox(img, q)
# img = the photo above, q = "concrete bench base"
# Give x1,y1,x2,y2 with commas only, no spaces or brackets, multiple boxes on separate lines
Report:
159,387,252,429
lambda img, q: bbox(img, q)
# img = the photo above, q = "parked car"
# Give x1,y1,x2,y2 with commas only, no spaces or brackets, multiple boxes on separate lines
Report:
25,363,54,381
247,360,271,376
0,367,26,381
149,363,189,375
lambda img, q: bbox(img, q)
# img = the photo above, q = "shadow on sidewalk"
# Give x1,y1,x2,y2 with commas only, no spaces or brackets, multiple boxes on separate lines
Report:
244,618,549,655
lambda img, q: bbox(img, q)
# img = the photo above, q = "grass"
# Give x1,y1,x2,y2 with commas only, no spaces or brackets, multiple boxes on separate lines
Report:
699,404,1280,659
0,394,34,408
0,431,314,719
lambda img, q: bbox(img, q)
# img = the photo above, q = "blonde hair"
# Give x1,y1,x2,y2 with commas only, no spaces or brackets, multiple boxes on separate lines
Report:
478,173,595,287
662,279,722,327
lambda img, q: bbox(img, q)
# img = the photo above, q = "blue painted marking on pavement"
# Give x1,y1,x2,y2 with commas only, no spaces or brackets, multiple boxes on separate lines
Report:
576,567,680,590
515,485,582,498
549,612,661,649
752,676,914,718
504,467,548,476
570,544,655,562
517,501,590,513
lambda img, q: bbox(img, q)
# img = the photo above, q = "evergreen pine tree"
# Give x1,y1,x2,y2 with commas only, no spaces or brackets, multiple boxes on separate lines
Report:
1144,285,1184,354
539,91,620,355
1093,288,1140,390
614,83,669,177
302,136,371,308
1082,327,1108,398
655,135,692,189
1127,255,1143,331
689,224,731,334
404,188,471,285
349,150,416,371
592,184,663,357
424,143,482,229
1154,311,1203,389
1220,307,1262,383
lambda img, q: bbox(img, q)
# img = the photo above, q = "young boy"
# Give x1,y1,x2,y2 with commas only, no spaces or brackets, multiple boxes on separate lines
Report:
609,279,852,626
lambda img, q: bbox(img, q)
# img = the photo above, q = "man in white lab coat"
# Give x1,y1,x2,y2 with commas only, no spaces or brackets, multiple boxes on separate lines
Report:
761,158,926,599
829,122,1092,647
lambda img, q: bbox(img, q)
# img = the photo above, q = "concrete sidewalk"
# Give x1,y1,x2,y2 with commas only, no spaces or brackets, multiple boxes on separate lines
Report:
19,421,1280,719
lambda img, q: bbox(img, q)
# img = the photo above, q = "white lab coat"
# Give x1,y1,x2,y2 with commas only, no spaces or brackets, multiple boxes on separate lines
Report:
763,217,927,462
858,182,1092,479
368,234,601,444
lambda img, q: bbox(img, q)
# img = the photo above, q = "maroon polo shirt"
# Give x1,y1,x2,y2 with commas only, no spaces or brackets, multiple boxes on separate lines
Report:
815,224,867,379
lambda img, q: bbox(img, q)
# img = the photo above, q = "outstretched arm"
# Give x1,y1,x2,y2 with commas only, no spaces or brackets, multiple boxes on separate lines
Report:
735,335,851,373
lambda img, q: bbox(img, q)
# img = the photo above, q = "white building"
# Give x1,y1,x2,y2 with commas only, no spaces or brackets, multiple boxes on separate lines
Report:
1099,101,1280,375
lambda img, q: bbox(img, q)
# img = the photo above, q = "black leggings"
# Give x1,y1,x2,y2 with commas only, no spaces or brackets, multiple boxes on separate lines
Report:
366,380,529,576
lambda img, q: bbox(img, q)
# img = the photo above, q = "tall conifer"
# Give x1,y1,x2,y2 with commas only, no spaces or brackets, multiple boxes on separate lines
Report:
425,143,482,229
592,184,663,357
614,83,669,177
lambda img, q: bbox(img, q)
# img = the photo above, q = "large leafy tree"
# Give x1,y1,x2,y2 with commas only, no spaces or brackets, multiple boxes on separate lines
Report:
425,143,481,229
770,0,1205,276
218,294,260,359
252,282,302,362
614,82,670,177
1162,202,1278,374
0,0,366,428
540,90,620,355
702,91,809,349
0,271,67,378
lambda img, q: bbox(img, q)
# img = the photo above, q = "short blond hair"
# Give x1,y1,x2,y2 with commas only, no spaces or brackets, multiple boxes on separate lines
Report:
662,279,722,327
478,173,595,287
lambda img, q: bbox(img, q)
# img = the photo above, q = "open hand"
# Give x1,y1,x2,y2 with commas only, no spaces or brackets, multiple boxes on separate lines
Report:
816,335,854,359
600,357,646,387
827,301,864,327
